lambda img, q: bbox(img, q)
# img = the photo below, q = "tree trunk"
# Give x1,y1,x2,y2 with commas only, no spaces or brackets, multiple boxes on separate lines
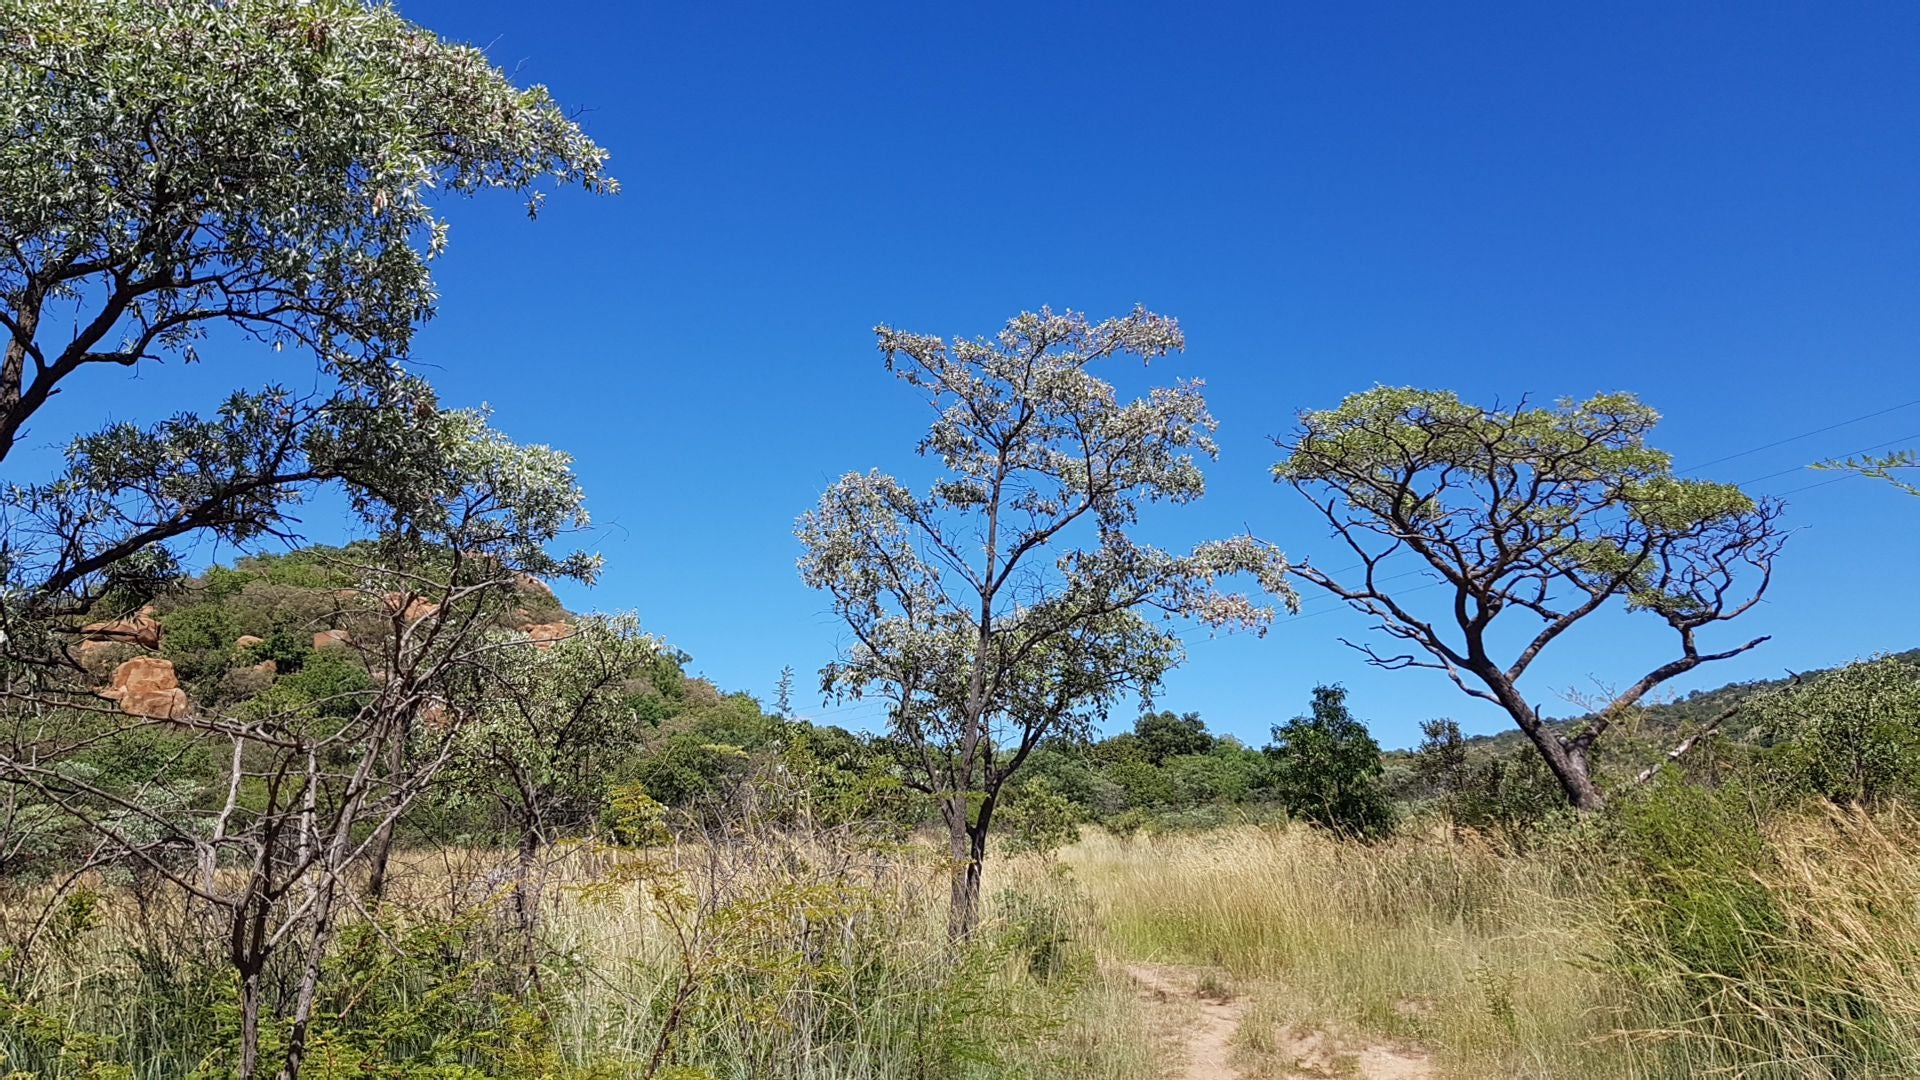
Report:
945,795,995,941
363,715,411,904
1513,715,1605,812
511,819,546,986
278,871,343,1080
364,820,396,904
238,964,265,1080
1479,672,1607,813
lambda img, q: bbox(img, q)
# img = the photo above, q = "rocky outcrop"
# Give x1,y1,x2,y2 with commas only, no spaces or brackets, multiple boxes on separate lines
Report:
513,573,555,598
98,657,190,720
523,622,571,650
382,593,440,623
75,638,128,672
80,608,161,651
314,629,353,651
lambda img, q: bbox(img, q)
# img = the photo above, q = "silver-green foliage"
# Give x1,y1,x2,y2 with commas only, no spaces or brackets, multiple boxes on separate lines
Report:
797,306,1293,933
0,0,611,625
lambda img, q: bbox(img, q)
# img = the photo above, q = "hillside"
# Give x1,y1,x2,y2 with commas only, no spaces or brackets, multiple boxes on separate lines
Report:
1440,647,1920,758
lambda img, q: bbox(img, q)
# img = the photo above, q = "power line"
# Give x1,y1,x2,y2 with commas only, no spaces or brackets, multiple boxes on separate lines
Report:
1735,430,1920,487
1680,398,1920,474
1288,402,1919,584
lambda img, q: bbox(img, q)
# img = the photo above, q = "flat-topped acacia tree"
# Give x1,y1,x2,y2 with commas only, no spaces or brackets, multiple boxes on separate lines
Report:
1274,388,1785,812
798,307,1292,938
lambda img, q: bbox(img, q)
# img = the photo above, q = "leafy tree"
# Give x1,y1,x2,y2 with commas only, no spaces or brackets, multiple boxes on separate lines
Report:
1750,655,1920,804
1274,388,1785,811
450,614,665,946
995,777,1084,856
0,4,615,1072
0,0,611,641
1134,710,1213,764
797,307,1292,937
1165,740,1268,806
1264,685,1392,836
1413,718,1469,817
0,411,603,1080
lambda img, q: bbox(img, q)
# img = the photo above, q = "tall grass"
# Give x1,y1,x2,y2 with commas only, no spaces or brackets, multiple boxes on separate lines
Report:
0,835,1167,1079
1060,822,1631,1077
9,806,1920,1078
1608,803,1920,1077
1063,806,1920,1079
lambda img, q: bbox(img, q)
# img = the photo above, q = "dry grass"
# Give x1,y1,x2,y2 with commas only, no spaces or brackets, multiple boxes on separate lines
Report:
11,807,1920,1078
1057,822,1636,1078
1061,808,1920,1079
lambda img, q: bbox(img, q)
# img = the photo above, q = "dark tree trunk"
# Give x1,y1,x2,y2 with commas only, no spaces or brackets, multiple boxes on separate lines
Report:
511,817,545,986
237,963,265,1080
1512,712,1606,811
945,794,996,941
278,875,342,1080
1477,668,1608,812
364,821,396,903
363,714,412,904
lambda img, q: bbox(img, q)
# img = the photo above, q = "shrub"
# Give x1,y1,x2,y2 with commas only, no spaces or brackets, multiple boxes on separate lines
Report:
1264,685,1394,837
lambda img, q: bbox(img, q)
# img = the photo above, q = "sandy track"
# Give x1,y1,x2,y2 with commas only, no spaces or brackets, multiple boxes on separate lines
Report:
1126,962,1247,1079
1124,962,1434,1080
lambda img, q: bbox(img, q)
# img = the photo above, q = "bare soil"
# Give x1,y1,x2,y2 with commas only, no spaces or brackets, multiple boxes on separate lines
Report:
1124,962,1435,1080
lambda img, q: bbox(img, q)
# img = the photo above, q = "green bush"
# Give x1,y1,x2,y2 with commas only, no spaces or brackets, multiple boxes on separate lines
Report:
1605,775,1781,983
1264,685,1394,837
1751,655,1920,805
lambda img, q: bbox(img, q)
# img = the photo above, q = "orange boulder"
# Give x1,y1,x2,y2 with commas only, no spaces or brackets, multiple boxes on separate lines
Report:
98,657,190,720
80,610,161,650
523,622,571,650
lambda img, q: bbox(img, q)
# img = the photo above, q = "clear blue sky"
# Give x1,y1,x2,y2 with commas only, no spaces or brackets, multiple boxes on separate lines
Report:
50,1,1920,747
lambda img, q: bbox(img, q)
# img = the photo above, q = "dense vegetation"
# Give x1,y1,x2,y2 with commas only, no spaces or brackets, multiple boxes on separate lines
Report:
5,547,1918,1078
3,2,1917,1078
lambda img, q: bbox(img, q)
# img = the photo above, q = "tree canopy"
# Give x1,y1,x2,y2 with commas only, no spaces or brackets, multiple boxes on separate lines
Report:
0,0,613,631
798,306,1292,935
1275,387,1785,810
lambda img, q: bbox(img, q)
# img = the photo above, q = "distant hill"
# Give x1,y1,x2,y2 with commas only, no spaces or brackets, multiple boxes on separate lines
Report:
1407,647,1920,759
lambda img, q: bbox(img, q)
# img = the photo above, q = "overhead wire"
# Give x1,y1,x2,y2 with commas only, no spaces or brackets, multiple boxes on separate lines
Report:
1259,400,1920,631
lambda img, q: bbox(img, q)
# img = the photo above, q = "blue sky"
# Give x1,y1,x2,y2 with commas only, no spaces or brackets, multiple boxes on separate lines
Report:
45,1,1920,747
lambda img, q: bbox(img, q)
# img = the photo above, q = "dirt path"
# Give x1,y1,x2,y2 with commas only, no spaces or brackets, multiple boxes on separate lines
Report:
1126,962,1246,1079
1123,962,1435,1080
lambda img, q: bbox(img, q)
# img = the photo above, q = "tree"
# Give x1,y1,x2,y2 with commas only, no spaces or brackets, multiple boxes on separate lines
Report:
1274,388,1785,811
450,614,666,955
1264,685,1392,836
0,0,611,637
797,307,1292,938
0,4,614,1074
1412,717,1469,818
1750,655,1920,804
0,410,603,1080
1134,709,1213,764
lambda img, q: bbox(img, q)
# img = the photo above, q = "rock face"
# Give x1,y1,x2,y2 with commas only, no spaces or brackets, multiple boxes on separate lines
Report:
523,622,571,650
314,629,353,651
80,609,161,650
382,593,440,623
98,657,190,720
75,638,124,671
513,573,555,599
